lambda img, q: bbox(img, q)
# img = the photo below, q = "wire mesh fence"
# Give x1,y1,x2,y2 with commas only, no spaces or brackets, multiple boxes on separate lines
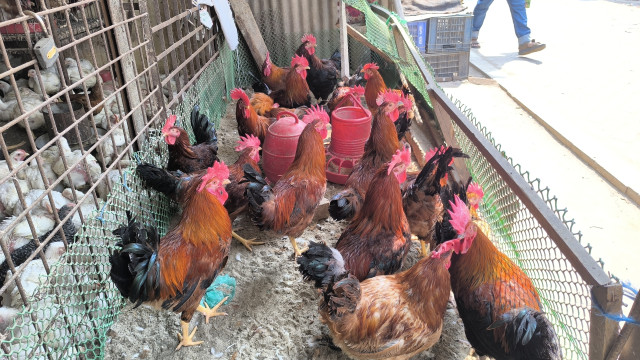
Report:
0,0,230,358
0,0,615,359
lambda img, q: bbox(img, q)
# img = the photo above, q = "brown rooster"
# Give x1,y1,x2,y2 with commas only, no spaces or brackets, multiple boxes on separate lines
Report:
260,51,288,93
110,162,232,350
297,238,464,359
361,63,414,140
243,107,329,257
135,135,263,251
161,105,218,173
294,33,341,101
270,55,312,108
335,147,412,281
231,88,273,144
435,183,563,360
328,90,405,221
402,145,468,257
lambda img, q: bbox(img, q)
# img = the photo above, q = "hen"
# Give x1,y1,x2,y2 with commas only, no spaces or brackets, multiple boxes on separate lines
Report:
110,162,232,350
68,81,104,115
294,34,341,102
326,85,365,115
162,105,218,173
270,55,312,108
328,91,406,221
297,233,466,359
435,182,563,360
335,147,412,281
231,88,274,144
403,146,468,256
64,58,97,89
27,68,61,96
361,63,414,140
136,135,263,251
243,108,328,257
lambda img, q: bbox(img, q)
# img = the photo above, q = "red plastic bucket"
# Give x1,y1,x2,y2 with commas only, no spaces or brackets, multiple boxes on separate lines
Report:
262,111,306,183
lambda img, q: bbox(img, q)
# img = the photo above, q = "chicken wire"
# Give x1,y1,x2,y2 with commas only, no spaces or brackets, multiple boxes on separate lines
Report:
0,0,232,357
238,1,608,359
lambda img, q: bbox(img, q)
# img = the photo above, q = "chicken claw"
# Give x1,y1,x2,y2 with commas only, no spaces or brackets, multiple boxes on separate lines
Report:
232,231,264,251
290,237,308,258
176,321,203,350
197,296,228,324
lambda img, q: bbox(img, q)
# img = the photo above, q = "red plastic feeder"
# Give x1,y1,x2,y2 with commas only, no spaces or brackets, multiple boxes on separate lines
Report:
326,93,372,184
262,111,306,184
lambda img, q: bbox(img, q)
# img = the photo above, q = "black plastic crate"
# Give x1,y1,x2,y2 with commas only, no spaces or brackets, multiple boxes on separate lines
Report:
424,51,470,82
426,14,473,53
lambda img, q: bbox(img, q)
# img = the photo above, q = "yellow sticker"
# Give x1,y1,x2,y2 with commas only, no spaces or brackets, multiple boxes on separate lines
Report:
47,46,57,59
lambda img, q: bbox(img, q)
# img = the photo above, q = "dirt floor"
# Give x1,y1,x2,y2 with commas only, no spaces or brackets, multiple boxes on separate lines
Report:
103,100,476,360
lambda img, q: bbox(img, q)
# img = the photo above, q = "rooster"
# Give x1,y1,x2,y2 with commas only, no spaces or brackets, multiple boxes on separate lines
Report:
295,34,341,102
135,135,263,251
326,85,365,115
296,223,473,359
435,182,563,360
259,51,288,94
361,63,414,140
328,90,406,221
110,162,232,350
231,88,273,144
270,55,312,108
243,107,329,257
161,105,218,173
335,147,412,281
403,146,468,257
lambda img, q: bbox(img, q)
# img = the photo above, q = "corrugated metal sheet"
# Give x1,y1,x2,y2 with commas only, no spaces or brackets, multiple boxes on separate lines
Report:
246,0,395,35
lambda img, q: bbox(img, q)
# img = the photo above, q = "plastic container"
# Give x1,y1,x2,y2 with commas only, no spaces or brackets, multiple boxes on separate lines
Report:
262,111,306,183
326,93,372,184
423,51,470,82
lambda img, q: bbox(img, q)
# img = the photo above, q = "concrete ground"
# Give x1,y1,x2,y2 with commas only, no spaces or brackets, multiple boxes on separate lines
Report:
435,0,640,288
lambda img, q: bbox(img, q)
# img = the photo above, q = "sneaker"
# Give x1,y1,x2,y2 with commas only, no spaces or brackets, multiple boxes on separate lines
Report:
518,40,545,55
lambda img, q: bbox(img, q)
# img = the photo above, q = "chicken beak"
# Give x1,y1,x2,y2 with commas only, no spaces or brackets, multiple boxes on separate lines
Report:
304,66,310,70
222,179,231,186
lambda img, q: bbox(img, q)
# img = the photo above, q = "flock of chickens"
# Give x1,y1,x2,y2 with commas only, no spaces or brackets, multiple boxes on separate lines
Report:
104,33,564,360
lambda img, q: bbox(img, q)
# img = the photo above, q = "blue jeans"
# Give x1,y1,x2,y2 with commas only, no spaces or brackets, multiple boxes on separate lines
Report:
471,0,531,45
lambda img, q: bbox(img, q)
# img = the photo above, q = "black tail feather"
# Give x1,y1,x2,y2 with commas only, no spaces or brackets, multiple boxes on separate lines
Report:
297,241,347,289
136,163,182,198
488,308,562,359
330,49,341,71
409,146,468,198
434,177,471,245
191,104,218,147
328,190,359,221
109,211,161,307
242,163,271,227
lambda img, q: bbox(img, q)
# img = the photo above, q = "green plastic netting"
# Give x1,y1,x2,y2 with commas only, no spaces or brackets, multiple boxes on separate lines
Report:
0,2,605,359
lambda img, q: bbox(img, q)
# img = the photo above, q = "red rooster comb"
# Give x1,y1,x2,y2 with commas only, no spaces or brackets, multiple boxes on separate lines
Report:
162,115,177,134
467,182,484,210
375,89,402,106
388,146,412,175
303,105,330,125
301,34,317,46
198,161,230,193
431,194,477,260
235,134,261,152
351,85,365,96
362,63,379,71
424,145,446,162
230,88,250,104
291,54,309,68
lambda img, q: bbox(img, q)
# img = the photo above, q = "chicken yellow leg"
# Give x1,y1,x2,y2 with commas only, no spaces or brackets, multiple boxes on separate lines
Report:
197,296,228,324
232,231,264,252
176,321,203,350
289,236,308,258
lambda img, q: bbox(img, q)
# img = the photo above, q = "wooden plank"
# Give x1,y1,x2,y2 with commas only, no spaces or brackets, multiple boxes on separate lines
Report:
346,24,395,64
608,294,640,360
590,284,623,360
339,1,350,79
229,0,268,66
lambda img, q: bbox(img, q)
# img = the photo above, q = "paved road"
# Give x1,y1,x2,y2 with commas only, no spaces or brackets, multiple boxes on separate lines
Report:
437,0,640,287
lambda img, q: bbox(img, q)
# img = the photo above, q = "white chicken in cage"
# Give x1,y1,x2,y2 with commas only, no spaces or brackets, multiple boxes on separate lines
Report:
0,97,17,122
0,179,30,216
52,149,102,189
12,189,68,217
0,149,28,180
11,95,45,130
20,137,71,191
61,188,100,228
27,68,61,96
64,57,97,89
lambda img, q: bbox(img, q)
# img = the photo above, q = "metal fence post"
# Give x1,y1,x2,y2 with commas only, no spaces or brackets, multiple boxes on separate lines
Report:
590,283,623,360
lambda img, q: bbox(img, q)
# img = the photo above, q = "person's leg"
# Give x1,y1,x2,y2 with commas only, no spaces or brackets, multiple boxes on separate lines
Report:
471,0,495,43
506,0,531,45
507,0,545,54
